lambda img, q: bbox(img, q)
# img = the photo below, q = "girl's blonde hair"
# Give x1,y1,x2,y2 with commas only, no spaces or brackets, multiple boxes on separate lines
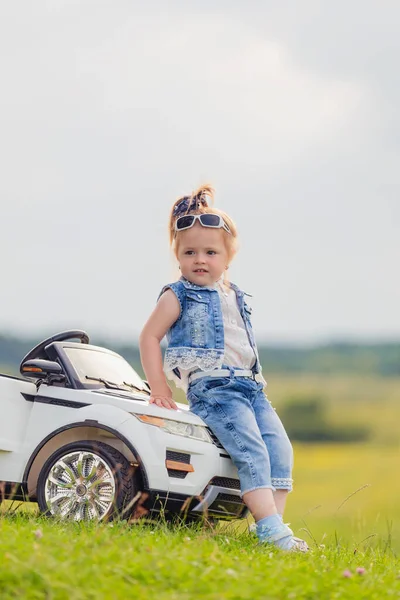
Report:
169,184,238,262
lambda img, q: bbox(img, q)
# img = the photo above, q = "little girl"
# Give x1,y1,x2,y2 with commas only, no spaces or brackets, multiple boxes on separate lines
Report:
139,185,308,552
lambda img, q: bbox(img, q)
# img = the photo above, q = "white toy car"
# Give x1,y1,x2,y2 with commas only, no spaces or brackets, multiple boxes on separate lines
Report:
0,331,246,522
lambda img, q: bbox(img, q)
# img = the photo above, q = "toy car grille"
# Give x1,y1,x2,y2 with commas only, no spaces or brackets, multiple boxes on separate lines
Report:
215,493,242,503
208,493,246,517
209,477,240,490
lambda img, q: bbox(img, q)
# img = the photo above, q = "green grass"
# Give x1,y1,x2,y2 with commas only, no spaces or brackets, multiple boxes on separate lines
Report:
286,444,400,552
0,514,399,600
1,442,399,598
1,375,399,598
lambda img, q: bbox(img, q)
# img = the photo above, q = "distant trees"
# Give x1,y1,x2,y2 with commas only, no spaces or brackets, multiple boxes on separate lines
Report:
0,334,399,377
278,395,370,443
258,343,400,377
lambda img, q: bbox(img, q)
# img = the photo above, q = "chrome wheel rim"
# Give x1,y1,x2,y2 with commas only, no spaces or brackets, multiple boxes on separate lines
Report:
44,450,116,520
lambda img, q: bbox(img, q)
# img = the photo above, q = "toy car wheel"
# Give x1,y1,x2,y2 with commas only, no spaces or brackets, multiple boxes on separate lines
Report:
36,441,136,521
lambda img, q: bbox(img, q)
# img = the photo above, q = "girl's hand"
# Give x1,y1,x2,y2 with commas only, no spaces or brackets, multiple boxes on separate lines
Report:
149,394,178,410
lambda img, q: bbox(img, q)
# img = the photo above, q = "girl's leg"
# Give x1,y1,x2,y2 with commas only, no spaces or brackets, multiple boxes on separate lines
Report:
187,378,307,551
187,378,277,519
274,490,289,516
242,488,277,522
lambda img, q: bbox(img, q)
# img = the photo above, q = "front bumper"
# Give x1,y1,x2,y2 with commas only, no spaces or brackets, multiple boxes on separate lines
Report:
118,414,248,519
146,481,248,520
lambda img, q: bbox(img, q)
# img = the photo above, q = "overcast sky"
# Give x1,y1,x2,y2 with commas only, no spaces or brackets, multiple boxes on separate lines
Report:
0,1,399,345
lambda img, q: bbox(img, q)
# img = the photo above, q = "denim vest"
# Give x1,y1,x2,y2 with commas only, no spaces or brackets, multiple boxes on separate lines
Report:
159,277,262,379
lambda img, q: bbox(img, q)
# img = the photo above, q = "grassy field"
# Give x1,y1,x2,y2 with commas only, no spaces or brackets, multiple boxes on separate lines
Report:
1,442,399,599
286,444,400,550
267,374,400,445
1,375,399,598
0,510,399,599
261,376,400,551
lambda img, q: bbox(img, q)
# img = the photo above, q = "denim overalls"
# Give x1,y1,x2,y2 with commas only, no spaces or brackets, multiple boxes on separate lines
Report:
159,277,293,494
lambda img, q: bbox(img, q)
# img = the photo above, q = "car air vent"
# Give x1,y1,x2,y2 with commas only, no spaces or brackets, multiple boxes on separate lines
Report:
215,492,242,503
166,450,192,479
166,450,190,464
209,477,240,490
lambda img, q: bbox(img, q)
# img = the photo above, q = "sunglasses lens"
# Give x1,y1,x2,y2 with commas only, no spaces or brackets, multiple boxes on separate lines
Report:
176,215,195,230
199,214,221,227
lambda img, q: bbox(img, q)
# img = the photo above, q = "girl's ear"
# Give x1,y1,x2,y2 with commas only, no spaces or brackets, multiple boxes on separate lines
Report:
225,265,229,270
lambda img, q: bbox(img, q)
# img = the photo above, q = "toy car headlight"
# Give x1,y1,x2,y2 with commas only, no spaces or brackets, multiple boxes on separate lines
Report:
134,414,212,443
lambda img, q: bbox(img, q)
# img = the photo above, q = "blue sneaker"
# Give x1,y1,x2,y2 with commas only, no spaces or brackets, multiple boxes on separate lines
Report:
256,514,309,552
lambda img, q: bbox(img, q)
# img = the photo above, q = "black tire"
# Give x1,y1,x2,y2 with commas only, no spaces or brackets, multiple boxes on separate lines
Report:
36,440,137,521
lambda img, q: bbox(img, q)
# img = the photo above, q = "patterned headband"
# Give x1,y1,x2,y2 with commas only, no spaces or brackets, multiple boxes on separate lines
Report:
172,194,208,218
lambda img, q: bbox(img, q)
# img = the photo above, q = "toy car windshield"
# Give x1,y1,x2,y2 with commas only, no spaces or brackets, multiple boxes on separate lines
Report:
64,347,149,394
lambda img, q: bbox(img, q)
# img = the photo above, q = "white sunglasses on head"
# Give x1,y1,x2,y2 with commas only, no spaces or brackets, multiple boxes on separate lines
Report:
175,213,231,235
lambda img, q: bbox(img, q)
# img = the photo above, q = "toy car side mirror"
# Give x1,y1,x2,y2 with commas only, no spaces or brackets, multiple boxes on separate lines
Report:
20,359,65,380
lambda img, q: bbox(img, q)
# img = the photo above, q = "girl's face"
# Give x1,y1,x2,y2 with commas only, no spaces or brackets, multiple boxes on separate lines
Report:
176,223,229,287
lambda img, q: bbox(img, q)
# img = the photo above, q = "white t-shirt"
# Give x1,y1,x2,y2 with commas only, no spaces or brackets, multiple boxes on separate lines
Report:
167,278,256,393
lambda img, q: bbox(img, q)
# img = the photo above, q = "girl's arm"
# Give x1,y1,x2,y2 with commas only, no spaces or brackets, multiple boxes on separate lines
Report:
139,289,180,410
